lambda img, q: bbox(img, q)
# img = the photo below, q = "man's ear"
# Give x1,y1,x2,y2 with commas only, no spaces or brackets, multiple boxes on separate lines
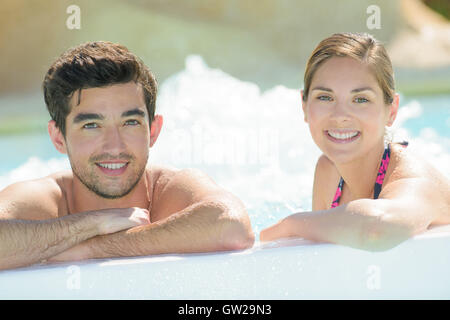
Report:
149,114,163,148
386,94,400,127
301,90,308,123
48,120,67,154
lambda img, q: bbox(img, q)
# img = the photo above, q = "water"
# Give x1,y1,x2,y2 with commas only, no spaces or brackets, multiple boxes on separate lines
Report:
1,56,449,235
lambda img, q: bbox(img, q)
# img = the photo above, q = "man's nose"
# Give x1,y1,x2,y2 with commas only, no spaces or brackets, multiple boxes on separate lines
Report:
102,127,126,153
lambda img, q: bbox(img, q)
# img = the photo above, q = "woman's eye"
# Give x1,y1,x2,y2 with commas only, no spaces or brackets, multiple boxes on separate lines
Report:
317,95,332,101
83,123,98,129
354,97,369,103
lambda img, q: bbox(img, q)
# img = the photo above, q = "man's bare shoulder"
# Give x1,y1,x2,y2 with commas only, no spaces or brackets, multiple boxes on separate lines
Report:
147,165,219,196
0,170,72,220
146,165,231,221
147,164,216,192
146,164,178,181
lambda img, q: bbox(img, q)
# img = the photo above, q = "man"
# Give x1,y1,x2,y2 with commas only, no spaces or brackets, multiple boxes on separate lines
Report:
0,41,254,270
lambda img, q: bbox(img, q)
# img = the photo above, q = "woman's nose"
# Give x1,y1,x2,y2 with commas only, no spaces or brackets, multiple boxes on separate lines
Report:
330,101,352,123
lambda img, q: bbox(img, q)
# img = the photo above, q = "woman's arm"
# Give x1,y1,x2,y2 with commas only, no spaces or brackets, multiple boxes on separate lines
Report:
260,177,446,251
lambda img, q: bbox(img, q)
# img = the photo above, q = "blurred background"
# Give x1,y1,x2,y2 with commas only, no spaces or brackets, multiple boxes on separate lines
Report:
0,0,449,134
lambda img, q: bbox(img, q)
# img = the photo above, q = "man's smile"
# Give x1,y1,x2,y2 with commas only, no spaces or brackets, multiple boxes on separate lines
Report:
95,161,129,176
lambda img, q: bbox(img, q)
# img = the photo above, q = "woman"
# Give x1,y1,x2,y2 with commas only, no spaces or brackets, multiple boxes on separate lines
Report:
260,33,450,251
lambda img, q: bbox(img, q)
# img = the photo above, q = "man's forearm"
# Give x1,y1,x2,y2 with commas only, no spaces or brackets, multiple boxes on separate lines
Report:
0,214,100,270
69,201,254,261
0,208,149,270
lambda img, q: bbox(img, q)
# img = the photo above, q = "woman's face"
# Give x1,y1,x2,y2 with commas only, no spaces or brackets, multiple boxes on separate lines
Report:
302,56,398,164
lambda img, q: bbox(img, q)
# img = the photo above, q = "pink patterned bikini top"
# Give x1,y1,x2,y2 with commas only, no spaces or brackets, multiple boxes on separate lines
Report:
330,141,408,208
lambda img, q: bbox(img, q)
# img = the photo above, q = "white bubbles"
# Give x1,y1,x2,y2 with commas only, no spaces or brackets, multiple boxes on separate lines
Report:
0,157,70,190
393,99,422,130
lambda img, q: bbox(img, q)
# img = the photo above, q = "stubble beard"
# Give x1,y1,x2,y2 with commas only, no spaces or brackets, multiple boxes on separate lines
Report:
68,151,148,200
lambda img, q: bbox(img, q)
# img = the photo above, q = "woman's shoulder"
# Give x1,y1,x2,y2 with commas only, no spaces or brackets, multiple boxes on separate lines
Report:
312,154,341,211
388,142,447,182
315,154,340,176
382,142,450,224
385,142,449,202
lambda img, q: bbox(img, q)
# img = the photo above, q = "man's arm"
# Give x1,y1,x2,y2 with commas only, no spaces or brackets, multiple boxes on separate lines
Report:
0,179,149,270
260,178,447,251
50,168,255,262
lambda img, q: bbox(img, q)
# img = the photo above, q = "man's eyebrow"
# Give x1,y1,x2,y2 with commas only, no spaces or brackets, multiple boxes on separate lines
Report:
73,113,104,123
121,108,146,118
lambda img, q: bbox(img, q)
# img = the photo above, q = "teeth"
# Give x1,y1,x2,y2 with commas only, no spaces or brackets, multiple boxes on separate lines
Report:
328,130,359,140
98,163,127,170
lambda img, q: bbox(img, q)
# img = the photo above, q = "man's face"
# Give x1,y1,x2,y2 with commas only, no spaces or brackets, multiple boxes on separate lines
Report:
62,82,151,199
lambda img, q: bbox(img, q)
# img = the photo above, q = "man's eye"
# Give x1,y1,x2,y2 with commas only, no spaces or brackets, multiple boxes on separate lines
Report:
125,119,140,126
354,97,369,103
83,123,99,129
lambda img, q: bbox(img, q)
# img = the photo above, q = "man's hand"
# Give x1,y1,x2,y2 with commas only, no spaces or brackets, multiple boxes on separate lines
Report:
95,207,150,235
46,207,151,263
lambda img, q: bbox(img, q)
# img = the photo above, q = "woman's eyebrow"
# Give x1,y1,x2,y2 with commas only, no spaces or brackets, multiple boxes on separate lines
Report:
311,86,333,92
351,87,376,93
310,87,376,94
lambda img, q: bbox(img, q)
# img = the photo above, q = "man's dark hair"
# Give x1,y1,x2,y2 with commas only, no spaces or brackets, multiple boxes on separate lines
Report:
43,41,157,136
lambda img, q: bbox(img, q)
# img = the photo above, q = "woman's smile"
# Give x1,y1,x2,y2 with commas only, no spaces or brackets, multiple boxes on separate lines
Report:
325,129,361,144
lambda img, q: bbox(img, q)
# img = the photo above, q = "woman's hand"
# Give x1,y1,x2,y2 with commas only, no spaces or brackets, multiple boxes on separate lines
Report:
260,217,295,242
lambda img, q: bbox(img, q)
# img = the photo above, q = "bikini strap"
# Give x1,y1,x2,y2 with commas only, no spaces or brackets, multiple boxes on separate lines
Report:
373,141,408,199
331,177,344,208
373,144,391,200
330,142,408,208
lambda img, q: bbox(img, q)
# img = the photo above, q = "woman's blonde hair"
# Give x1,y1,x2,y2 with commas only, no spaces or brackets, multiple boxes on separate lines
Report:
302,33,395,105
